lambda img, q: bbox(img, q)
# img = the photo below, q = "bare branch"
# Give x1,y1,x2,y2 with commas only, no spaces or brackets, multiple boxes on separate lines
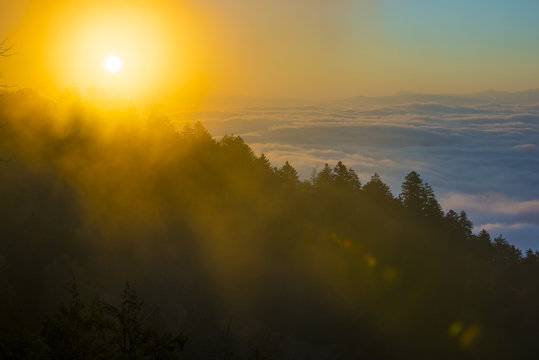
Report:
0,40,14,57
0,40,15,89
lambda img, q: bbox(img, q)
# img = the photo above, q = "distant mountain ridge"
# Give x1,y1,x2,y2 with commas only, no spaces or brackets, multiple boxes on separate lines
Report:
342,89,539,106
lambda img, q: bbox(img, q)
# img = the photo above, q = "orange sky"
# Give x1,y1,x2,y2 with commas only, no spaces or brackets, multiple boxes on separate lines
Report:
1,0,539,102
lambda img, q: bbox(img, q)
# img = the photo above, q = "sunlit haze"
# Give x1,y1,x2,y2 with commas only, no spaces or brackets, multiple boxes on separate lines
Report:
2,0,539,101
1,1,539,358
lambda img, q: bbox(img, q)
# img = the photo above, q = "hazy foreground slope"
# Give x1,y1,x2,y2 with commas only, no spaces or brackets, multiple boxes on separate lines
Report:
1,91,538,359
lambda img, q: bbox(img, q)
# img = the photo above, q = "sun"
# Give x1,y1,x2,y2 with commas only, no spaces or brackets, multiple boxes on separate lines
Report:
104,55,123,73
47,3,182,99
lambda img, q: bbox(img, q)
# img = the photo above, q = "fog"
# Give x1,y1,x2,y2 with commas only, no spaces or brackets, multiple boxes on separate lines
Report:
172,90,539,250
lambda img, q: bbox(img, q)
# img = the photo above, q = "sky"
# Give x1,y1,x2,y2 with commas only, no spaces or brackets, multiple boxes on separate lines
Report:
2,0,539,100
1,0,538,248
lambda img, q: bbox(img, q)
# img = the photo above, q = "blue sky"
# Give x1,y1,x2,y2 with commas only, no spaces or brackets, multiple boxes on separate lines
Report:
381,0,539,51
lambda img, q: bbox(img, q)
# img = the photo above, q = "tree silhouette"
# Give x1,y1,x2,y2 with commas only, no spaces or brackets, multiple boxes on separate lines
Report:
0,41,11,57
42,283,187,360
0,40,12,88
1,94,539,359
313,163,333,189
277,161,299,187
363,172,393,201
400,171,442,217
333,161,361,193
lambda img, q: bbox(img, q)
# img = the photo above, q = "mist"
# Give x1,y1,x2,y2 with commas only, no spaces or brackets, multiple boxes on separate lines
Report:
1,90,539,359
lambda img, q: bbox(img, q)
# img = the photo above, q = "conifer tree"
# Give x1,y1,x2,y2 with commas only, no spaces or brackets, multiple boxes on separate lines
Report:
363,173,393,201
314,163,334,188
278,161,299,185
333,161,361,192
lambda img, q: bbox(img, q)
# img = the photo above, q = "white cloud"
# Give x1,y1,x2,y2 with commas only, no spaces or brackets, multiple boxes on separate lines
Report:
514,144,536,149
477,222,535,232
440,193,539,216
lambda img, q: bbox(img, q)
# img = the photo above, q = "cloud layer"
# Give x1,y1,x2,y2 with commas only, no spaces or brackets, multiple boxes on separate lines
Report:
170,92,539,250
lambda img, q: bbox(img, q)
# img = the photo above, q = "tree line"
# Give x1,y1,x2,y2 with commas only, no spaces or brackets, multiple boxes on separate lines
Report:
0,90,538,359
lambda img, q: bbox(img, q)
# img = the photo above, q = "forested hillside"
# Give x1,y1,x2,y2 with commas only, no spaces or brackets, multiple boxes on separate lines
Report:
1,90,538,359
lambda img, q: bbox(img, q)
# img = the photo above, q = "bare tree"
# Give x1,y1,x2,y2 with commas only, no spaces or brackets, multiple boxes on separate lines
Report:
0,40,13,88
0,40,11,162
0,40,11,56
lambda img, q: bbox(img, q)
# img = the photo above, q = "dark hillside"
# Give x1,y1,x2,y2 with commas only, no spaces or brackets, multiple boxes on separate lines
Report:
1,91,538,359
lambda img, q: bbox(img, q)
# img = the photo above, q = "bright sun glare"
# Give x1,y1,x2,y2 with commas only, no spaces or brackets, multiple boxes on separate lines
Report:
104,55,123,73
43,3,180,99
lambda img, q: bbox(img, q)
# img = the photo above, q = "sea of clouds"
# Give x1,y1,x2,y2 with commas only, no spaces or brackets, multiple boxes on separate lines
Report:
171,91,539,250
